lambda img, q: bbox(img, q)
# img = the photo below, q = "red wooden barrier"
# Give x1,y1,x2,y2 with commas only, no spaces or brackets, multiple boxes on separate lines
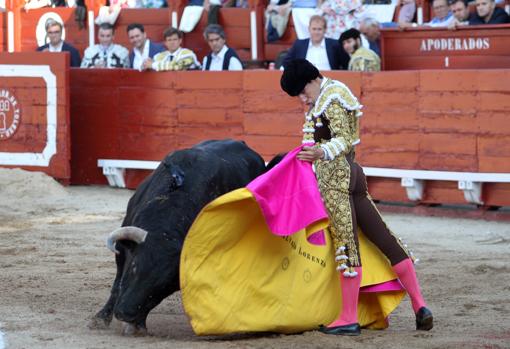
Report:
0,12,6,52
69,68,510,207
0,52,71,182
381,24,510,70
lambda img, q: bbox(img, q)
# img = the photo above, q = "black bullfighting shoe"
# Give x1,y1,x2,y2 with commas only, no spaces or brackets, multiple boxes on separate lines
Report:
416,307,433,331
318,323,361,336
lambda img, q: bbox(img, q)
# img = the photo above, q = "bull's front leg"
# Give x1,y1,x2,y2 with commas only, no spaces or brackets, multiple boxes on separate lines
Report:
88,248,127,329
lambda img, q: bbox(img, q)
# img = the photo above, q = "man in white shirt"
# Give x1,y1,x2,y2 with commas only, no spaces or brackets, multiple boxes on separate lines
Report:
81,23,129,68
282,15,349,71
202,24,243,71
427,0,455,27
126,23,165,70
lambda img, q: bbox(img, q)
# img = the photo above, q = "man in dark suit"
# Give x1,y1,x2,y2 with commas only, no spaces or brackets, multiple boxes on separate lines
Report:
469,0,510,25
36,19,81,67
127,23,165,71
282,15,349,70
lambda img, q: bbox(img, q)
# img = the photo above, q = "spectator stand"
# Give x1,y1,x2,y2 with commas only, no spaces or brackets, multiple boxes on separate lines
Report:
108,6,173,50
380,23,510,70
5,0,89,53
261,0,432,63
172,0,264,65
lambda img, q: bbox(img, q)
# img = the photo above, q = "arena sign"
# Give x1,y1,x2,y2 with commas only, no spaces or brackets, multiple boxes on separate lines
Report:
0,89,21,140
420,37,490,52
0,64,57,166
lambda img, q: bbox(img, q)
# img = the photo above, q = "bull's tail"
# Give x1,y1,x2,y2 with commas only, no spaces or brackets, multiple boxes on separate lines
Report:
265,153,287,172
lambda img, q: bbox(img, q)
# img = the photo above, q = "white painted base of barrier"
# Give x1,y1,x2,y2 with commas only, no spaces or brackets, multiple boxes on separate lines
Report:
97,159,510,205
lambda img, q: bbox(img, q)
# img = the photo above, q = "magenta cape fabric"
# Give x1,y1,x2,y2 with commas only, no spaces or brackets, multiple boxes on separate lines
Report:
247,145,328,243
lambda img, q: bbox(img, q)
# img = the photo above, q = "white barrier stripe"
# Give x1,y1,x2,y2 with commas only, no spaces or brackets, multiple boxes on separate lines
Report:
7,11,14,53
171,11,178,28
250,10,257,60
88,10,95,47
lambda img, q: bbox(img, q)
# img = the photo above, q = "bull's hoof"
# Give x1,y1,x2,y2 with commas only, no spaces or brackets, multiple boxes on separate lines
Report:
87,315,111,330
122,322,147,337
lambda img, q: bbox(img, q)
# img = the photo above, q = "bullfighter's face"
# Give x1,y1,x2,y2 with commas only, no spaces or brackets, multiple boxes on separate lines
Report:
165,34,182,54
299,77,322,106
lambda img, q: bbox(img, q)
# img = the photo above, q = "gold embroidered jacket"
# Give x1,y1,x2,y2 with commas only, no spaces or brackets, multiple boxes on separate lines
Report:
152,47,200,71
348,46,381,72
302,78,362,159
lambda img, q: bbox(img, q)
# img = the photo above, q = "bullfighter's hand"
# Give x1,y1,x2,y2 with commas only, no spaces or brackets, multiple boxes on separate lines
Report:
297,146,324,162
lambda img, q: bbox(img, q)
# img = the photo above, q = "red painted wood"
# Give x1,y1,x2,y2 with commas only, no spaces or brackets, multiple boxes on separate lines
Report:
0,12,6,52
381,24,510,70
18,8,90,54
67,68,510,207
0,52,71,181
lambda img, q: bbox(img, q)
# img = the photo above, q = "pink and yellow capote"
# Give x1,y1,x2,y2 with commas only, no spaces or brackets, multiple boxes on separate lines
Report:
180,146,406,335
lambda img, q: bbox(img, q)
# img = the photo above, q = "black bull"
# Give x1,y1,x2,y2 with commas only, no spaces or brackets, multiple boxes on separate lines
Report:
89,140,269,335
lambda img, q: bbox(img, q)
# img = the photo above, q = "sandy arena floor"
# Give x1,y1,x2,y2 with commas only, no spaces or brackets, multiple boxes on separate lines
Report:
0,168,509,349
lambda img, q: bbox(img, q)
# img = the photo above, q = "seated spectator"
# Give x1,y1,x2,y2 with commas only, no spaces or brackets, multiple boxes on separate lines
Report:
127,23,165,70
400,0,453,28
397,0,416,26
140,0,167,8
205,0,236,25
81,23,129,68
265,0,291,42
359,17,381,56
283,15,349,70
202,24,243,71
448,0,476,29
285,0,319,39
143,28,200,71
340,28,380,72
23,0,66,11
427,0,454,27
95,0,131,26
36,19,81,67
319,0,365,40
469,0,510,24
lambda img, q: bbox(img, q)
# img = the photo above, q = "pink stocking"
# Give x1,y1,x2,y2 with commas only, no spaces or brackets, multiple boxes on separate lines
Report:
392,258,427,313
327,267,362,327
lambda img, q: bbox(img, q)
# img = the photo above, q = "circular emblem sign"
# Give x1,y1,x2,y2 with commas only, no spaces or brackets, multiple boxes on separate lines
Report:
0,89,21,140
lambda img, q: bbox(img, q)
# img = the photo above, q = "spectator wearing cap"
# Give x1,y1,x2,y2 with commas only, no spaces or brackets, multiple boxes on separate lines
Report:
36,19,81,67
202,24,243,71
469,0,510,24
127,23,165,70
282,15,349,71
340,28,380,72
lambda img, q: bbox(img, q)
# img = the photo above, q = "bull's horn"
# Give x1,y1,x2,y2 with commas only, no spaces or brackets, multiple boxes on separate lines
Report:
106,226,148,254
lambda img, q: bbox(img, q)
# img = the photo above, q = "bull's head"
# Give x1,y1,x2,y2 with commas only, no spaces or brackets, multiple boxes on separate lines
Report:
106,226,181,331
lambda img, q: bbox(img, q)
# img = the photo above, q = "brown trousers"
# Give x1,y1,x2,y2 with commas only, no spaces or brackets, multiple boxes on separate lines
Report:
347,154,409,266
